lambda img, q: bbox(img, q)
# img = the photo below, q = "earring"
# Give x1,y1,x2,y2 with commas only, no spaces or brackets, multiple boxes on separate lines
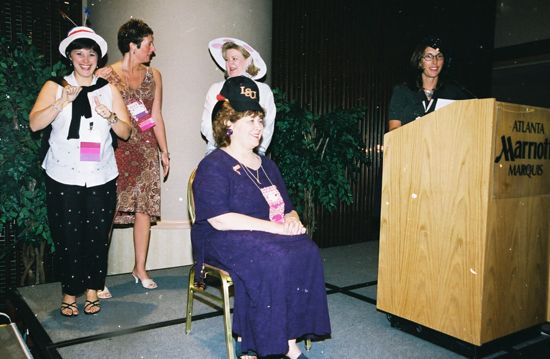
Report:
226,128,233,136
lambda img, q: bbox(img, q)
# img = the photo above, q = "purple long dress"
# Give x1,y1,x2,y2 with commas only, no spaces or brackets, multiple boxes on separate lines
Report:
191,149,331,356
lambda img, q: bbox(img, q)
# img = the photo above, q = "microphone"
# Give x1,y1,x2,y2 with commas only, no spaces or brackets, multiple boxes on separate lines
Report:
451,80,477,99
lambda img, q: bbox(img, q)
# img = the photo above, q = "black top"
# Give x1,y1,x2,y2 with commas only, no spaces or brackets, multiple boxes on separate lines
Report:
388,82,472,126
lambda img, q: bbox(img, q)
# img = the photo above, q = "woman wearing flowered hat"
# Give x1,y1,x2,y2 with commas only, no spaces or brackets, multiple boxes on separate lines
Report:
200,37,276,156
388,35,473,131
29,26,131,316
192,76,331,359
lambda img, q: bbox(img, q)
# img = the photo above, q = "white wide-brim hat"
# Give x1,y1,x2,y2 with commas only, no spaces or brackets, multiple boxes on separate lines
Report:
59,26,108,58
208,37,267,80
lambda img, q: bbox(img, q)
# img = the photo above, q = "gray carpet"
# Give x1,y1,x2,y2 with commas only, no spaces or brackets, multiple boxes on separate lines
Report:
16,241,549,358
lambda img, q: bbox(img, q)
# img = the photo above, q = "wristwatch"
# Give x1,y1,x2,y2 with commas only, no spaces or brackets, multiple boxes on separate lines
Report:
107,113,119,125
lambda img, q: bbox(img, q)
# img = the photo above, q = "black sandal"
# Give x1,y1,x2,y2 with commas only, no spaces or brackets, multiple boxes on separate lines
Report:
83,299,101,315
60,301,79,317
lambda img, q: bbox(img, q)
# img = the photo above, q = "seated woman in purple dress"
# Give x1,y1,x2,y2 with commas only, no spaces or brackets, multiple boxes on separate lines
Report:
191,76,331,359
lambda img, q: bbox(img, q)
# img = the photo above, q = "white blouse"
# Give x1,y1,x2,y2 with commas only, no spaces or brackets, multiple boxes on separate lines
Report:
42,73,118,187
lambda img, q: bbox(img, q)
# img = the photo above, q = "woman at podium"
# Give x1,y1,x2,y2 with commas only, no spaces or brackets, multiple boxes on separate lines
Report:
388,35,472,131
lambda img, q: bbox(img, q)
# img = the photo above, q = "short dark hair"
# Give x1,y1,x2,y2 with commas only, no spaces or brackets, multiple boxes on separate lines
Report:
117,19,154,54
212,101,264,148
65,38,102,59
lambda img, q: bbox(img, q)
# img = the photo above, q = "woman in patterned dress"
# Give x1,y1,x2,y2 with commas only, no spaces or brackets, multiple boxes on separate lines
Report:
97,19,169,294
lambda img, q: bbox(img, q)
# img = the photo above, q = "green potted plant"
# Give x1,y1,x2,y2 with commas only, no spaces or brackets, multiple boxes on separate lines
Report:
0,35,65,285
270,89,369,235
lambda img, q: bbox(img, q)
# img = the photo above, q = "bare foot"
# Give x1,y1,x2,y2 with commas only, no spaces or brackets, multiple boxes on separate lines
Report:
286,339,302,359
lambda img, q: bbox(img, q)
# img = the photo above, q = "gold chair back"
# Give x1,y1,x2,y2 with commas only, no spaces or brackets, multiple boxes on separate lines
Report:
187,168,197,224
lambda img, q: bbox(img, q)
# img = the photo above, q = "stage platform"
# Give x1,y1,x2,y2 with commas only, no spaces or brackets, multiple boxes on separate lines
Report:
6,241,550,358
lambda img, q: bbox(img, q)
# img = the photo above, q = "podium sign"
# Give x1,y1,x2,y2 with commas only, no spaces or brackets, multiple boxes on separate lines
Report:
377,99,550,346
493,102,550,198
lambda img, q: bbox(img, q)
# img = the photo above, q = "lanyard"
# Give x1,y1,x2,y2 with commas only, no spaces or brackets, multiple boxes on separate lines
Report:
422,99,434,113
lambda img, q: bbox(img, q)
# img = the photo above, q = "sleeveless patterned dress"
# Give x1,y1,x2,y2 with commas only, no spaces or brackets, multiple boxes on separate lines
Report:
107,66,161,224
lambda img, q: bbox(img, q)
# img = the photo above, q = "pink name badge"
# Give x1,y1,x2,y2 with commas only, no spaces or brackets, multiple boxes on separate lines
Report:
80,141,101,162
127,99,156,132
137,116,156,132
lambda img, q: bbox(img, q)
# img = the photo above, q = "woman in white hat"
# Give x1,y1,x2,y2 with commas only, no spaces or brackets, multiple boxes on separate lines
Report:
29,26,131,316
201,37,276,156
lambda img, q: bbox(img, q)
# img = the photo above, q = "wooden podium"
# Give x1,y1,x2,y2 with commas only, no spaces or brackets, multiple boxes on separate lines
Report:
377,99,550,346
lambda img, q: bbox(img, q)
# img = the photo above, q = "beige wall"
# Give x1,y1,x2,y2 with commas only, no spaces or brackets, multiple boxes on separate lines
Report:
86,0,273,273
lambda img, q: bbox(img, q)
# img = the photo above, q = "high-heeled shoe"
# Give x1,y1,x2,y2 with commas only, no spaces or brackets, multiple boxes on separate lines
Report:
97,286,112,299
83,299,101,315
131,272,158,289
60,301,79,317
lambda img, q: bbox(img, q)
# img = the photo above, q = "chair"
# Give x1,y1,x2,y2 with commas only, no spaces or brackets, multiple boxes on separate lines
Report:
185,168,235,359
185,168,311,359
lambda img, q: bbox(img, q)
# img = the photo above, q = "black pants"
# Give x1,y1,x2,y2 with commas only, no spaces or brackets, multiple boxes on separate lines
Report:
46,175,116,295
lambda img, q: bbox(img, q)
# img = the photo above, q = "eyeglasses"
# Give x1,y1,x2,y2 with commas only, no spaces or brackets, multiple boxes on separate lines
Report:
422,53,445,62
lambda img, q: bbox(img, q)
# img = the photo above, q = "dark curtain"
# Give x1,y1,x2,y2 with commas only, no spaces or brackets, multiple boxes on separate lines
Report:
272,0,496,247
0,0,82,65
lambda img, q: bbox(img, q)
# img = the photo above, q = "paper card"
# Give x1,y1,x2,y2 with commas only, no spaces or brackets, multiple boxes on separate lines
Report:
80,141,101,162
127,99,156,132
435,98,455,111
138,117,156,132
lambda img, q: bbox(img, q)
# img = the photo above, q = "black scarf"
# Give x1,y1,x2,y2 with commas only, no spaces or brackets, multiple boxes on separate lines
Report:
66,77,109,139
40,77,116,162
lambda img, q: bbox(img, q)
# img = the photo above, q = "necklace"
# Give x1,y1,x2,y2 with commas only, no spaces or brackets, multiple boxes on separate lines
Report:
239,162,275,189
233,151,262,183
240,163,263,186
423,88,434,100
238,161,285,223
252,168,261,184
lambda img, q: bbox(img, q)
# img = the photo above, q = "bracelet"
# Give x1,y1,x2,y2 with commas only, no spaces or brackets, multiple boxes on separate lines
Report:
107,113,119,125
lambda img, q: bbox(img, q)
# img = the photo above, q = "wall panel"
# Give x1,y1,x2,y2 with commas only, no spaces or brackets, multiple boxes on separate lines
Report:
272,0,495,247
0,0,82,291
0,0,81,65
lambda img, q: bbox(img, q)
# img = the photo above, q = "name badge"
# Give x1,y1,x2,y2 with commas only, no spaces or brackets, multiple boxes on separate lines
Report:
80,141,101,162
127,99,156,132
260,185,285,223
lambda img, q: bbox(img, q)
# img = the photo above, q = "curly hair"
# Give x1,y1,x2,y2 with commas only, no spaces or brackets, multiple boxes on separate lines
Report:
117,18,154,54
212,101,265,148
222,42,259,77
